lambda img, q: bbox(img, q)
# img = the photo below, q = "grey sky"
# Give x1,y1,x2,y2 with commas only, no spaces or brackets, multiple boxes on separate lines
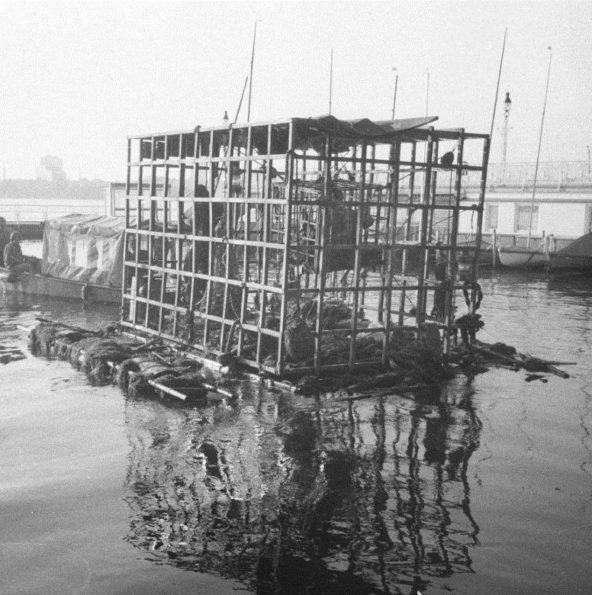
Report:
0,0,590,181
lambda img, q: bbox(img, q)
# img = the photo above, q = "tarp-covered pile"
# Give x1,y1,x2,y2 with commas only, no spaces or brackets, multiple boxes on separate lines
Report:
557,232,592,258
42,214,125,287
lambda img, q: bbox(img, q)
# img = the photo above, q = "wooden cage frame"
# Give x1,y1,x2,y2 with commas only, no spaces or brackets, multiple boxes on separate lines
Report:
121,116,490,377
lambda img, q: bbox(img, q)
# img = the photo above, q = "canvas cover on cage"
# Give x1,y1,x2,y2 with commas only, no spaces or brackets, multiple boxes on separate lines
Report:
42,214,125,287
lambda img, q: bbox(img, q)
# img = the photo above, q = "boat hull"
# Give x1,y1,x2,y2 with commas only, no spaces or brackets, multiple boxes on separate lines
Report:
497,247,548,268
498,248,592,272
0,269,121,304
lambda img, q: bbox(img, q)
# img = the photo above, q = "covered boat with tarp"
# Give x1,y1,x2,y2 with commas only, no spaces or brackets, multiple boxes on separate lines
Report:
0,214,124,303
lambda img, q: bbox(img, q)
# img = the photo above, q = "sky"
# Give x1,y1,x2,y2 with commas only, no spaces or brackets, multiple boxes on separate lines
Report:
0,0,590,181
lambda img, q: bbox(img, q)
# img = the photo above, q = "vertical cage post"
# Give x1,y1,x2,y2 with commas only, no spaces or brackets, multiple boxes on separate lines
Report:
277,123,294,375
472,135,491,279
383,139,401,366
399,140,417,326
444,130,465,353
415,129,434,335
348,141,367,369
313,135,331,375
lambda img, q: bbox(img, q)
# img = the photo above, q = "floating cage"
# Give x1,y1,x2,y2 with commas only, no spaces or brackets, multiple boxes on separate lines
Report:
121,115,490,376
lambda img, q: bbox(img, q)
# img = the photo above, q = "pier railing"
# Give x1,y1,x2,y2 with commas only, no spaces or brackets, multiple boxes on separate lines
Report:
453,160,592,192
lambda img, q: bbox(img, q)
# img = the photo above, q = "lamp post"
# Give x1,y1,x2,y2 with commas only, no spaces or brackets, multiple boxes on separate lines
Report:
502,91,512,183
587,145,590,176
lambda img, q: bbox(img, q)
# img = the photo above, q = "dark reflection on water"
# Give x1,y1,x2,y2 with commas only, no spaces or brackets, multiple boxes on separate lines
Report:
123,381,482,594
3,271,592,593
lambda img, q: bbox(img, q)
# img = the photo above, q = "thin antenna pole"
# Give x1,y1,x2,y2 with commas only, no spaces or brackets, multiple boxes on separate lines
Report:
391,68,398,120
247,20,259,122
423,70,430,161
329,48,334,114
490,28,508,139
234,76,249,124
425,70,430,116
527,46,553,247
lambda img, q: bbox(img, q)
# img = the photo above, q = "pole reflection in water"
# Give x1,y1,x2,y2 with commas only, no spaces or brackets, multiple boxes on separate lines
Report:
122,380,482,594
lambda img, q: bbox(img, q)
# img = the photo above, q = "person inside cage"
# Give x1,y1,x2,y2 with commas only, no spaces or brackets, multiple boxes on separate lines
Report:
431,252,449,321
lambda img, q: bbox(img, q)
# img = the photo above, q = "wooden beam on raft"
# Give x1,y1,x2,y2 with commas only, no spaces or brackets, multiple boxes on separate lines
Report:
200,381,236,399
415,128,434,336
148,379,188,401
34,317,98,335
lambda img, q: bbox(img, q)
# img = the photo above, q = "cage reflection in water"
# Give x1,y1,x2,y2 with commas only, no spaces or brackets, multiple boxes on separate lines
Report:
123,382,481,593
121,116,490,375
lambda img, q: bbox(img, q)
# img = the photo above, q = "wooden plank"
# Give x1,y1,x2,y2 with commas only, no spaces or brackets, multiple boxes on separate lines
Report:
148,379,187,401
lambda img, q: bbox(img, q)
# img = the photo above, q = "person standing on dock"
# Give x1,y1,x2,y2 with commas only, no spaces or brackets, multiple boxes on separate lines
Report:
0,217,10,267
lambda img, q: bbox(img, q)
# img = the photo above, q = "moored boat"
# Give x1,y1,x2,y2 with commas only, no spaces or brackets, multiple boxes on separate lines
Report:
497,245,548,268
0,214,123,304
498,232,592,272
0,267,120,303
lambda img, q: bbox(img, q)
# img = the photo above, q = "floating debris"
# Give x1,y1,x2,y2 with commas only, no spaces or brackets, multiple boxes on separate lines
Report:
0,343,26,364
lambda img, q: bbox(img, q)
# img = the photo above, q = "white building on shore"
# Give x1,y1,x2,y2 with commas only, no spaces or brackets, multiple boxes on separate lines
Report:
459,160,592,249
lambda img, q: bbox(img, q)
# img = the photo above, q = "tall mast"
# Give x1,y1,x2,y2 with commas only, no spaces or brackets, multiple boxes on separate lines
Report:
391,67,398,120
527,46,552,247
425,69,430,116
489,28,508,183
329,48,334,114
247,20,259,122
489,28,507,139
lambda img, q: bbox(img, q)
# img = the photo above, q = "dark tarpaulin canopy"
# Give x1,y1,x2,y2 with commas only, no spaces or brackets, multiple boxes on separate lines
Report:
291,114,438,151
245,115,438,154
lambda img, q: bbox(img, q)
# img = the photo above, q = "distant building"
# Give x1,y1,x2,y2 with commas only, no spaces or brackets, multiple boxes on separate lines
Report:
457,161,592,247
0,178,110,237
37,155,67,182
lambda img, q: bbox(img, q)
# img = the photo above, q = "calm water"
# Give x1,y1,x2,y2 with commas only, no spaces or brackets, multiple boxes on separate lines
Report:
1,270,591,594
